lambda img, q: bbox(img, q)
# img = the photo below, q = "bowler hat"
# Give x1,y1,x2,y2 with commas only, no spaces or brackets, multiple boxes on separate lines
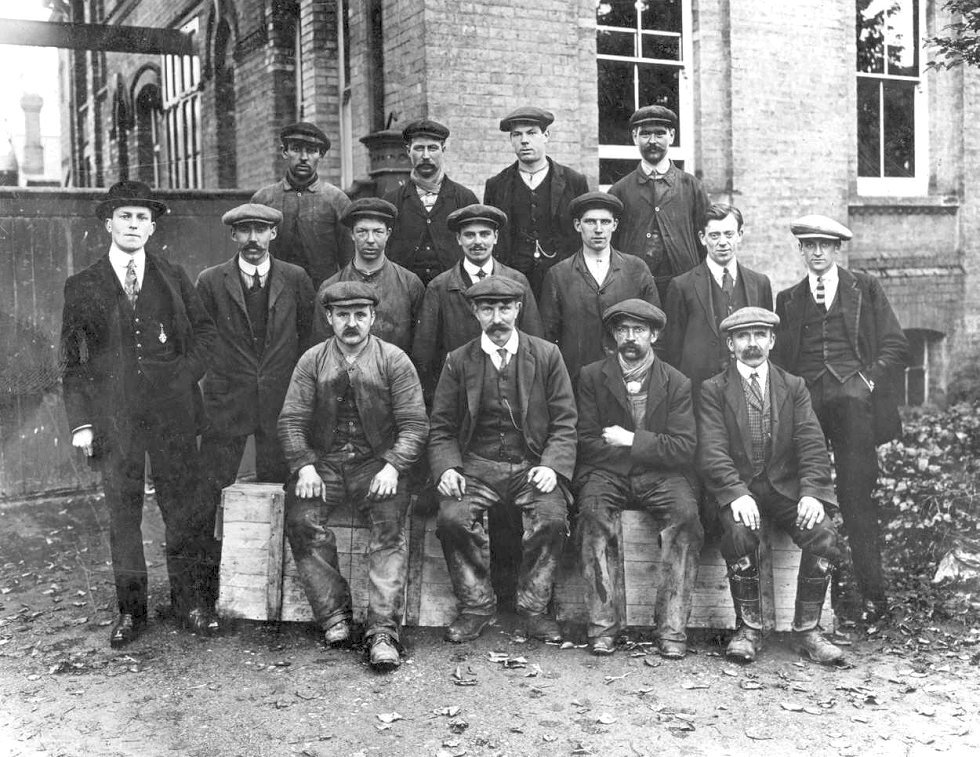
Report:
320,280,379,308
340,198,399,228
279,122,330,151
790,214,853,241
95,180,168,220
465,276,524,302
499,106,555,132
719,307,780,333
602,299,667,330
402,119,451,142
568,191,624,220
222,203,283,227
447,204,508,232
628,105,678,131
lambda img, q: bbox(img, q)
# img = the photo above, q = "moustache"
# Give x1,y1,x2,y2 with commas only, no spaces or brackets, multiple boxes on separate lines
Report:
342,328,360,337
742,347,763,357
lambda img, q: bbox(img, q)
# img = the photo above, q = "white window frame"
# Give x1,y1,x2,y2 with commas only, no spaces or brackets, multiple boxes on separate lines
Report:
856,0,928,197
162,17,202,189
597,0,694,188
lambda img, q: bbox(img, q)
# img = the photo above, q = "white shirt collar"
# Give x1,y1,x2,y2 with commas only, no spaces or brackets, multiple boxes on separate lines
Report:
736,359,769,387
705,257,737,286
108,246,145,287
463,258,494,279
807,263,839,305
481,329,519,360
239,256,271,276
640,157,671,176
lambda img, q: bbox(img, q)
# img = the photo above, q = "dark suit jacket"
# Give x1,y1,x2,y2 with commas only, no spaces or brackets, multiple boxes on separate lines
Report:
696,362,837,508
195,256,315,438
773,267,909,444
412,260,543,396
60,251,216,458
663,262,772,387
428,332,577,483
539,248,661,381
483,158,589,266
383,176,479,274
575,356,695,482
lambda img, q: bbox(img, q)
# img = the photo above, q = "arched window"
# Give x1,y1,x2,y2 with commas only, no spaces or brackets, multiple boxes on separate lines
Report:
134,83,163,186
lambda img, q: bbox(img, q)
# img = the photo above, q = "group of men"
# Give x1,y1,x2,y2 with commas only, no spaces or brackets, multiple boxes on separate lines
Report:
60,103,908,674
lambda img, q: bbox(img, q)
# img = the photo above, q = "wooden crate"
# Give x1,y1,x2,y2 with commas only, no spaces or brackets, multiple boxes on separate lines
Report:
554,510,833,633
217,482,391,624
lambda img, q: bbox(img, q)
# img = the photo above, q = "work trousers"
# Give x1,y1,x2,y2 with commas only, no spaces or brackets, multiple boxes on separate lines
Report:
577,469,703,641
285,454,409,641
436,455,568,617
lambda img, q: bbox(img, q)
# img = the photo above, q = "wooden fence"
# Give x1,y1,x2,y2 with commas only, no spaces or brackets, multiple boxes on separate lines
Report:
0,187,251,499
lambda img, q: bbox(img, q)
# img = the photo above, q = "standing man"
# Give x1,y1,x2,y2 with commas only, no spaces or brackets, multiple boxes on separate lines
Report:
413,203,543,399
196,203,315,521
484,106,589,298
663,203,772,393
383,120,479,286
539,191,660,383
60,181,218,647
252,122,352,289
608,106,709,301
575,300,702,658
313,198,425,355
428,277,577,644
698,307,845,664
774,215,909,622
278,281,428,671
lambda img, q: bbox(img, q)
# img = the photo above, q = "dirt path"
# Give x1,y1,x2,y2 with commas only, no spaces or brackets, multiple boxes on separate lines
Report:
2,494,978,757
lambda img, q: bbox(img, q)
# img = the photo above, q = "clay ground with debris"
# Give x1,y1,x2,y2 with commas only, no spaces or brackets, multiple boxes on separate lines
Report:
1,493,978,757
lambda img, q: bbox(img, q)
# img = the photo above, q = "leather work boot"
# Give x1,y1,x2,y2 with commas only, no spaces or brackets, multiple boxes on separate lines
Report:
446,613,496,643
794,628,845,665
323,619,352,646
516,612,563,643
369,633,401,672
726,624,763,663
657,639,687,659
591,636,616,656
109,613,145,649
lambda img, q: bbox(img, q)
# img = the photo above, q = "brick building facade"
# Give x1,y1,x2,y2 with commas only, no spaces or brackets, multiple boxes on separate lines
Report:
57,0,980,405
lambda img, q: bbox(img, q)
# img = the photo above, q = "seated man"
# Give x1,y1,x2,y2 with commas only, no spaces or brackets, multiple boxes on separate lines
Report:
277,281,429,671
575,300,702,658
697,307,845,664
428,276,577,643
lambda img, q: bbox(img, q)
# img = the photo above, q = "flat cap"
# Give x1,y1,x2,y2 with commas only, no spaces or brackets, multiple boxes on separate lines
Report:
402,119,450,142
279,122,330,150
790,214,853,241
628,105,678,131
320,280,378,308
499,106,555,132
340,197,399,228
568,191,624,219
222,203,283,227
602,299,667,330
447,203,508,232
95,180,168,220
719,306,780,333
465,275,525,302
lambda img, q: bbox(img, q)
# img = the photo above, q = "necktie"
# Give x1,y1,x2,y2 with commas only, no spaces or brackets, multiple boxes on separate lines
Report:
251,270,262,291
721,268,735,313
497,347,510,371
476,269,487,280
124,259,139,307
814,275,825,309
749,372,764,405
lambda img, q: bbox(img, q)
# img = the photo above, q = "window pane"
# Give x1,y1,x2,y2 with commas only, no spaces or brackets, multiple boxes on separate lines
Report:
639,0,682,32
596,0,636,29
638,64,680,139
856,0,885,74
597,29,635,57
882,80,915,177
885,0,918,76
598,59,635,145
857,77,881,177
641,33,680,61
600,158,637,185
